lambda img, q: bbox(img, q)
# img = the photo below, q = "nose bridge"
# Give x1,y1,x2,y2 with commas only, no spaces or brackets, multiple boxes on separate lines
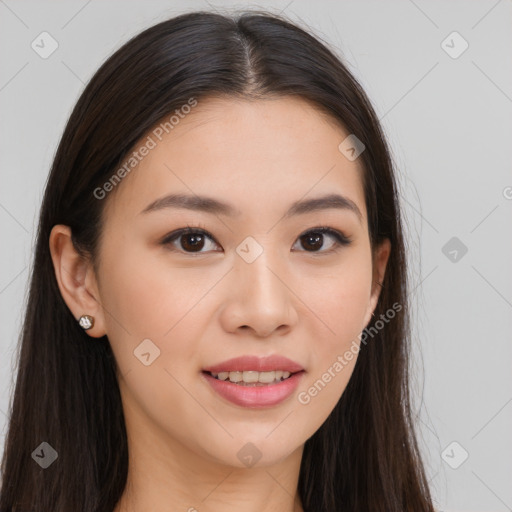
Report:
236,235,286,302
228,234,295,335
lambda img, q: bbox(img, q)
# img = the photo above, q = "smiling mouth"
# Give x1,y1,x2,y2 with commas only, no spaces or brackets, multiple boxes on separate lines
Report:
203,370,302,386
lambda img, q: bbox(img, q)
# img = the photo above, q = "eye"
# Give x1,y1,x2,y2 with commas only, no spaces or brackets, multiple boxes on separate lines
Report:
161,224,220,254
161,225,352,255
292,227,352,254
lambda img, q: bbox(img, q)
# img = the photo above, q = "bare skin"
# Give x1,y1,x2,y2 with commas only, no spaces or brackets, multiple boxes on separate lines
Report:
50,96,390,512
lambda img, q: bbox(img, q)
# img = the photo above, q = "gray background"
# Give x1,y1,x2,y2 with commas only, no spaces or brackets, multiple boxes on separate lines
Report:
1,1,511,510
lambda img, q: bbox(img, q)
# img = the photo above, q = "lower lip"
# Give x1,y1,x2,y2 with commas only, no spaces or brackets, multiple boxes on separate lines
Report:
201,371,304,409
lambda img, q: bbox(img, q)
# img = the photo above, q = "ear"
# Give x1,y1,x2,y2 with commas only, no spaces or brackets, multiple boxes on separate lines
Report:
362,238,391,329
49,225,106,338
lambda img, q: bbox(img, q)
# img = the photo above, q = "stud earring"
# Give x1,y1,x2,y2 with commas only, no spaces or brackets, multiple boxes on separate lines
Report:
78,315,94,330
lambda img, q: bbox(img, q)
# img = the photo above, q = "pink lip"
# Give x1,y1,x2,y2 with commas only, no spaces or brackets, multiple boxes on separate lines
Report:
201,371,304,409
201,355,305,409
202,355,304,374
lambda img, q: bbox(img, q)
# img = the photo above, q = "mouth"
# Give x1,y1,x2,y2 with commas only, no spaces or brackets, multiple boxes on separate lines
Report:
201,355,305,407
202,369,304,386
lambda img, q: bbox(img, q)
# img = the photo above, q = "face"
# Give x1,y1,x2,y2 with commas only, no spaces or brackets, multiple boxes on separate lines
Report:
77,96,389,468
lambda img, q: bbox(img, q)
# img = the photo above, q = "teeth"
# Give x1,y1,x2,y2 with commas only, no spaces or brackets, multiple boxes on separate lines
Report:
257,371,275,383
210,370,292,384
244,370,260,383
225,371,242,382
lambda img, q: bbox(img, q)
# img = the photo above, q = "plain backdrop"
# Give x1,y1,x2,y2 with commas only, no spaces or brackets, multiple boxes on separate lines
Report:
1,1,511,511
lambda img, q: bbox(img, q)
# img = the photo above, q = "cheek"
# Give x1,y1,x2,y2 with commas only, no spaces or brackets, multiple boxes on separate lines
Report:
298,248,373,342
97,241,217,371
294,248,373,404
96,245,214,436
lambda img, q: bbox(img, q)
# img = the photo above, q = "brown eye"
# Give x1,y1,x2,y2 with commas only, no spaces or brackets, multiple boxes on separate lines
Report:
293,227,351,253
300,232,324,251
162,227,219,254
179,232,207,252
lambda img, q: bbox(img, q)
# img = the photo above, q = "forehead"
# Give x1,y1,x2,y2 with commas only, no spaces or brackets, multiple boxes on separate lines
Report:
104,96,367,224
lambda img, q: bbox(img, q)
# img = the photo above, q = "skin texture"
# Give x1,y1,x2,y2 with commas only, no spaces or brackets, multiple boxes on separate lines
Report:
49,96,390,512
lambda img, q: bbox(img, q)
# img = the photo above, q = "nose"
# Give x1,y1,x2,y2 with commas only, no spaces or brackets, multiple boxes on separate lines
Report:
219,246,298,338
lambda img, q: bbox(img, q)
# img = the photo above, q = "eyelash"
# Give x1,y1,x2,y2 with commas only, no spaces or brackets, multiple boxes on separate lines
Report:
160,223,352,256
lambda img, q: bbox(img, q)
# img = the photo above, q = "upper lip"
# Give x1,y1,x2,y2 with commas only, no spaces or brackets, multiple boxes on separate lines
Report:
203,355,304,374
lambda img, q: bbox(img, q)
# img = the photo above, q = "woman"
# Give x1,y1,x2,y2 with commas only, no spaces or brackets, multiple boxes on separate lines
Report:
0,9,436,512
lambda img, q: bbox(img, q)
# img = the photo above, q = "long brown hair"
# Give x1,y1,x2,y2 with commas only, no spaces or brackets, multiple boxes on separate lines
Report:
0,10,435,511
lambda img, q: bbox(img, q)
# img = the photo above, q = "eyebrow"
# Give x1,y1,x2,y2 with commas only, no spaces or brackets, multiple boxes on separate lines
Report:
140,192,363,223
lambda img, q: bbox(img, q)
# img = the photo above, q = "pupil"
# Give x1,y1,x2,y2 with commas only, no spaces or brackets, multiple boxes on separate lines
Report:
303,233,322,251
182,234,204,252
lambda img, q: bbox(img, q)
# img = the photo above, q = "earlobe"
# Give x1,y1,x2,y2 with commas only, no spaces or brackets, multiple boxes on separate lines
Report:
48,225,106,338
